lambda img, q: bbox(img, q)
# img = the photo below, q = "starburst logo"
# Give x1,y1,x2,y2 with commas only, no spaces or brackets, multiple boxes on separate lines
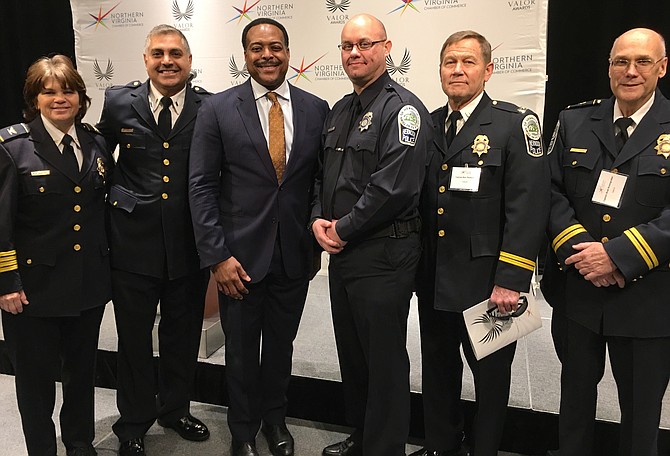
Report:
228,0,261,23
172,0,194,21
86,2,121,29
93,59,114,81
386,49,411,76
326,0,350,13
229,56,249,79
388,0,419,15
288,54,328,83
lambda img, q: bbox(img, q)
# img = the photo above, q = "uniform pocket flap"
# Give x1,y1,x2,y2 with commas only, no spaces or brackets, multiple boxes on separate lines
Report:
108,185,138,213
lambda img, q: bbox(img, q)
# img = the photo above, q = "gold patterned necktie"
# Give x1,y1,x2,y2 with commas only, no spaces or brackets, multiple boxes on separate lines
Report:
266,91,286,182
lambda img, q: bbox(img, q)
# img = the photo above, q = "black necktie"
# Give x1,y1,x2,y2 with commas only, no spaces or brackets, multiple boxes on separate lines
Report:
61,134,79,175
614,117,634,153
446,110,462,148
158,96,173,138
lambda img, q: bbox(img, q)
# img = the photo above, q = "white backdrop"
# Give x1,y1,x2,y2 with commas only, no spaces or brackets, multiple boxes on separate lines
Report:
70,0,548,123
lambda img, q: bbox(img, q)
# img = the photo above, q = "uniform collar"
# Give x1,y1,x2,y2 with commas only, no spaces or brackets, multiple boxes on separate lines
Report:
148,82,187,117
250,77,291,103
40,114,79,149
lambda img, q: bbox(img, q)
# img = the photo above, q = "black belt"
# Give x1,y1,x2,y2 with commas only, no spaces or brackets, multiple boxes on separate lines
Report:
365,217,422,240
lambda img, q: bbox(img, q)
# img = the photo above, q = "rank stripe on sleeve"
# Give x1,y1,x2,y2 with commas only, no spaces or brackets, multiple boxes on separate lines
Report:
499,251,535,271
552,224,587,252
0,250,18,273
624,228,659,270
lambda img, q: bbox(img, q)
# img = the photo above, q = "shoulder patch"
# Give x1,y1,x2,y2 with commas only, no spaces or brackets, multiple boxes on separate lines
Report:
0,123,30,143
491,99,520,113
566,99,602,110
522,115,543,157
398,105,421,146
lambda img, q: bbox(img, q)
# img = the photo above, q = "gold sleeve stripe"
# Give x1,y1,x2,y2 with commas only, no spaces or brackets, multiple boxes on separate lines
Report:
499,251,535,268
0,250,17,258
552,224,587,252
624,228,659,270
499,255,535,272
0,259,18,273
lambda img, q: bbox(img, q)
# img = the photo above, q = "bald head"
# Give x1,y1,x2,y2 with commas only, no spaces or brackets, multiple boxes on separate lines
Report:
610,28,666,59
340,14,391,93
342,14,387,40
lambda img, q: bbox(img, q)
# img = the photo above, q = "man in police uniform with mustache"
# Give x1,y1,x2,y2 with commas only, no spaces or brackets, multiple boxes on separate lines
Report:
542,28,670,456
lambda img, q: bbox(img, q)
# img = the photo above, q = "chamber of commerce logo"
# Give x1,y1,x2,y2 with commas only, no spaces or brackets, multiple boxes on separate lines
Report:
388,0,419,15
93,59,114,81
229,56,249,79
86,2,121,29
228,0,261,23
289,54,328,83
386,49,411,76
326,0,350,13
172,0,194,21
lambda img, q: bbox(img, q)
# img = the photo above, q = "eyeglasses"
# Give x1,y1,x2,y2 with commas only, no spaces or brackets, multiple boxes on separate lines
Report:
609,57,666,73
338,39,386,52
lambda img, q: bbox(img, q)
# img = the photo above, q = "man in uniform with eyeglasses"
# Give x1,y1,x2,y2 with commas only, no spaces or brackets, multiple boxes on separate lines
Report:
310,13,431,456
542,28,670,455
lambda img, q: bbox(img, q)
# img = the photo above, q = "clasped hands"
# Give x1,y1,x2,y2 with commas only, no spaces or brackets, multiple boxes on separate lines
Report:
312,219,347,254
565,242,625,288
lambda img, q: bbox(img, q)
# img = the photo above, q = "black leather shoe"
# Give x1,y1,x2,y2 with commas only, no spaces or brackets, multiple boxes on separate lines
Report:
231,440,260,456
261,422,294,456
322,436,362,456
409,447,468,456
66,446,97,456
119,438,145,456
158,413,210,441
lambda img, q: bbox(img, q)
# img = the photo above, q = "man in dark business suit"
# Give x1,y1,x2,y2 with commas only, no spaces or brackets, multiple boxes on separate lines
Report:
542,28,670,456
96,24,211,456
413,30,549,456
188,18,328,456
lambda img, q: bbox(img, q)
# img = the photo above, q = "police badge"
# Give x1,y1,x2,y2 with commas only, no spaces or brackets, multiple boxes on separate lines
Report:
471,135,490,158
97,157,106,184
655,134,670,159
359,111,373,132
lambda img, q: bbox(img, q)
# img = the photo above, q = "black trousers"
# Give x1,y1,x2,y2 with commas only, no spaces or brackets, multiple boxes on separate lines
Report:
417,298,516,456
111,267,208,442
559,317,670,456
219,241,309,442
328,233,420,456
2,305,105,456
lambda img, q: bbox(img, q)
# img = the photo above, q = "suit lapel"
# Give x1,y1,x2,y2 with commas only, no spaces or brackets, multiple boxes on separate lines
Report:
591,98,618,161
76,125,97,178
446,92,493,161
432,106,448,161
171,86,199,138
237,80,277,180
284,84,304,181
30,118,81,183
130,81,158,135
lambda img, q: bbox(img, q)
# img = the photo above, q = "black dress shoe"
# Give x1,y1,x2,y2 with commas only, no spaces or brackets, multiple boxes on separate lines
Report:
261,422,294,456
322,436,362,456
158,413,210,441
409,447,468,456
66,446,97,456
119,438,145,456
231,440,260,456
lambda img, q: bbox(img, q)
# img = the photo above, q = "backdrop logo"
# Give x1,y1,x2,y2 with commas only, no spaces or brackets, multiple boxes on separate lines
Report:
289,54,328,83
229,56,249,80
86,3,121,29
507,0,535,10
388,0,419,15
93,59,114,81
256,2,294,20
387,48,411,86
172,0,194,21
423,0,467,10
228,0,260,23
326,0,350,13
493,52,534,74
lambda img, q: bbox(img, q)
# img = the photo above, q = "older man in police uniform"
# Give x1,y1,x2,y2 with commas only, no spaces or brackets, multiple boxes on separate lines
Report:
413,30,549,456
96,24,211,456
542,28,670,456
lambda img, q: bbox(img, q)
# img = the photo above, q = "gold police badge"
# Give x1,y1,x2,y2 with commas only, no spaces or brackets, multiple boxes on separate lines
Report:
655,134,670,159
359,111,373,132
471,135,490,158
97,157,106,183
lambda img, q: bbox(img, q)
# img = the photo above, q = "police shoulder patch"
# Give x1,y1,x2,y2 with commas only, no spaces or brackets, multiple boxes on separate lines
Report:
0,123,30,143
398,105,421,146
522,115,543,157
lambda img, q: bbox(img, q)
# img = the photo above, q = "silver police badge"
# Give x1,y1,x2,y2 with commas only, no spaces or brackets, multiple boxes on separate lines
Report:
522,115,543,157
359,111,373,132
655,134,670,159
471,135,490,158
398,105,421,146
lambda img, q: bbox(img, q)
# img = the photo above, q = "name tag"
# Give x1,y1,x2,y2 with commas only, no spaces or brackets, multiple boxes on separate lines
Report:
449,166,481,192
30,170,50,176
592,170,628,208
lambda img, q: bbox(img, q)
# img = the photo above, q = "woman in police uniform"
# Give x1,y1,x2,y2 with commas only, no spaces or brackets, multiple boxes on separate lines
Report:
0,55,112,456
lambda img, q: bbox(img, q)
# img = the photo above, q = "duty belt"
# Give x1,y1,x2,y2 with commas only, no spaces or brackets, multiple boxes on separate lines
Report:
366,217,422,240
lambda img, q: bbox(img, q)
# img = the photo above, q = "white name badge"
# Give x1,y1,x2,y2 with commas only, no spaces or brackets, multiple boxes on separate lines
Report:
449,166,482,192
592,170,628,208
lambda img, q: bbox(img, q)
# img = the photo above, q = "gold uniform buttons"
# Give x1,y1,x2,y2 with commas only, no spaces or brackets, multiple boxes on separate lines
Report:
438,229,445,237
163,159,170,166
74,204,81,212
113,201,118,206
441,164,448,171
602,214,611,222
571,160,577,166
437,208,444,215
26,259,32,265
439,185,446,193
73,244,81,251
601,236,609,243
163,142,170,149
73,224,81,232
39,186,45,193
162,193,169,200
163,176,170,183
611,168,618,174
126,144,131,149
661,168,667,175
478,160,484,166
74,186,81,193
